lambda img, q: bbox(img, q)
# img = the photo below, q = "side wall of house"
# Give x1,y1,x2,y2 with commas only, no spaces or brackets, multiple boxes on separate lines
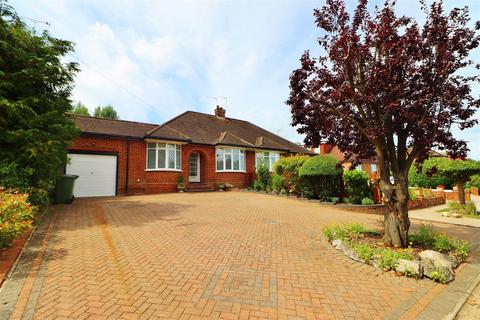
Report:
69,135,258,195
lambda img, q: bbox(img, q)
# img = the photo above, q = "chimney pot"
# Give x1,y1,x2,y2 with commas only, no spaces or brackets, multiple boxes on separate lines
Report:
214,105,226,118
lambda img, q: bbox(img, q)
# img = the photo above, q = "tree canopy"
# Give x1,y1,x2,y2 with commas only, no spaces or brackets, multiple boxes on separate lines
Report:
287,0,480,247
94,105,119,119
72,102,90,116
423,158,480,204
0,3,79,201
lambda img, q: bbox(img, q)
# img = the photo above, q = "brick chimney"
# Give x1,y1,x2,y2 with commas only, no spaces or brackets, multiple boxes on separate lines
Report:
319,144,333,154
214,105,226,119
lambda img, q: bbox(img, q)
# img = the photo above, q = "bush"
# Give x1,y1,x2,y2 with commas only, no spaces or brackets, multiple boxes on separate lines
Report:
409,225,470,261
271,173,285,192
253,163,271,192
408,161,454,189
273,155,310,195
361,197,374,205
466,174,480,189
0,189,37,248
448,201,478,215
299,155,343,200
343,170,371,204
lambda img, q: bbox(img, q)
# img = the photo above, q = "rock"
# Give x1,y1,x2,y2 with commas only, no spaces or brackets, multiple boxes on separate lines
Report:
452,213,463,218
395,259,423,278
419,250,454,283
331,239,347,252
447,254,462,268
345,249,363,263
441,212,450,217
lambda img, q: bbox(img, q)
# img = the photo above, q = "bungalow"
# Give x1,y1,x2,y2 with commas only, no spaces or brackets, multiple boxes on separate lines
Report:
67,106,313,197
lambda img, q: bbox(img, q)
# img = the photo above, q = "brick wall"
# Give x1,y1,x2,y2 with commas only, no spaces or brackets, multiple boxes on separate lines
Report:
69,134,258,195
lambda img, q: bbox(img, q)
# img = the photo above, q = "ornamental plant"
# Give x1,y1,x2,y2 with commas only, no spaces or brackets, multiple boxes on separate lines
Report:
0,188,37,248
273,155,310,195
287,0,480,247
423,158,480,204
343,170,371,204
299,155,343,200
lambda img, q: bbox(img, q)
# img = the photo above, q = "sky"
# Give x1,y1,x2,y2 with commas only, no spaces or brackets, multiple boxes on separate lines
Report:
11,0,480,159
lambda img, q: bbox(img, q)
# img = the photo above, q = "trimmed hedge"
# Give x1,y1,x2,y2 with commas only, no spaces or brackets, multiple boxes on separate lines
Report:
273,155,309,195
299,155,343,200
343,170,371,204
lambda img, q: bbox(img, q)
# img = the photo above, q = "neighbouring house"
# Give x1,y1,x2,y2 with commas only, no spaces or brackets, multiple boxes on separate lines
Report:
314,144,379,176
67,106,313,197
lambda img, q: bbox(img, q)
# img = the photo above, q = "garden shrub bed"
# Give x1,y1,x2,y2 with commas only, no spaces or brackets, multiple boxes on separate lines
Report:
323,223,469,283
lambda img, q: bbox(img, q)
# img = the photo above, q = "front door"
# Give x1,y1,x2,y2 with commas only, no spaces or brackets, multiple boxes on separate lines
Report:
189,153,200,182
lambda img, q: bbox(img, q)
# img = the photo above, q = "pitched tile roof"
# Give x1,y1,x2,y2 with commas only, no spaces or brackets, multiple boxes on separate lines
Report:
71,111,313,154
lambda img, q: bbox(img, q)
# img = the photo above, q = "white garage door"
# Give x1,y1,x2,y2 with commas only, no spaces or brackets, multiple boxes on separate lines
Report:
66,153,117,197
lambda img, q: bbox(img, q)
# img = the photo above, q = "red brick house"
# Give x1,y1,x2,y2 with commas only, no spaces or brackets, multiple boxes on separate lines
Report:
67,106,312,197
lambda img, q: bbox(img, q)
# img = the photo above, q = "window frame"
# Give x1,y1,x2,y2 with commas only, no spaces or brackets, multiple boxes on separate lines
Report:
146,142,182,171
255,151,280,172
215,147,246,173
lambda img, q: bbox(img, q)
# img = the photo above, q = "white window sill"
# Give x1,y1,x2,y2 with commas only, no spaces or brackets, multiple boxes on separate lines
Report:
145,169,182,172
215,170,247,173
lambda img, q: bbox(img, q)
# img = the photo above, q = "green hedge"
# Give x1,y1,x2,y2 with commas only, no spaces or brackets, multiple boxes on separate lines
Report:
299,155,343,200
343,170,371,204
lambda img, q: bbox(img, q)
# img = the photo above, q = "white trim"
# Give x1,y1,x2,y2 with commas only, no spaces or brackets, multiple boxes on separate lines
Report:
188,152,201,182
215,147,246,172
215,170,247,173
146,142,182,171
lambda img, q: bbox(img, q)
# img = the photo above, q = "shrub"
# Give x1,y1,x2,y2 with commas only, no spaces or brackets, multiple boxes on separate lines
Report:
0,189,37,248
273,155,310,195
343,170,370,204
408,161,454,189
271,173,286,192
448,201,478,215
408,188,417,200
299,155,343,200
466,174,480,189
253,163,271,192
361,197,374,205
409,225,470,261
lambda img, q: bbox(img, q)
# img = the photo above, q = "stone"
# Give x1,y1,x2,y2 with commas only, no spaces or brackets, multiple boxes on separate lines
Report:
331,239,347,252
345,249,363,263
419,250,454,283
395,259,423,278
452,213,463,218
447,254,462,268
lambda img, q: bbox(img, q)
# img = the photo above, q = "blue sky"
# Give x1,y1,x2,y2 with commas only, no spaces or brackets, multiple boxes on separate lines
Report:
12,0,480,159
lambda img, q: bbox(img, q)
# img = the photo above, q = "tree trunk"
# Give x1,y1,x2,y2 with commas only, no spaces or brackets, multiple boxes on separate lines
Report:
457,181,466,205
380,176,410,248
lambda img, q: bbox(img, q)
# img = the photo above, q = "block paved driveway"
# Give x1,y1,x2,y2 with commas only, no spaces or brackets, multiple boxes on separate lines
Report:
1,192,478,320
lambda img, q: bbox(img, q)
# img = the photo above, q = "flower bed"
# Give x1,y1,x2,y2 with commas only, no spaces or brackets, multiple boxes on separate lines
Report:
323,223,469,283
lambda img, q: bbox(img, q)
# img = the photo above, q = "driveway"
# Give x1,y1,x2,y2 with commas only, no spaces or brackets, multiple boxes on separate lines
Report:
0,192,478,319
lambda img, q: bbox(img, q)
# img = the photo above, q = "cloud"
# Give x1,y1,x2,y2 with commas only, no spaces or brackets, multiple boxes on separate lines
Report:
11,0,480,159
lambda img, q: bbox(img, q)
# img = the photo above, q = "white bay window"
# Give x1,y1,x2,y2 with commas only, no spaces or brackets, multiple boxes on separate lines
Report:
216,148,245,172
256,151,280,171
147,142,181,170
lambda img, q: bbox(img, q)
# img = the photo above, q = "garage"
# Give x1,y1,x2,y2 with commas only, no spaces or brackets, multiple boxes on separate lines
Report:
66,153,117,197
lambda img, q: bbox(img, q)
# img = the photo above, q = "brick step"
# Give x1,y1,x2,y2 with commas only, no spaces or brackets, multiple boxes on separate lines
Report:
186,183,215,192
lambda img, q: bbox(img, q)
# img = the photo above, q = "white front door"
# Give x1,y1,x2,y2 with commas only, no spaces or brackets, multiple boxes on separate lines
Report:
189,153,200,182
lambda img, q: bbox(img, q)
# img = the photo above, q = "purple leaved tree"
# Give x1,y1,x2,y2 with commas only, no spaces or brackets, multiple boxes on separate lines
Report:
287,0,480,247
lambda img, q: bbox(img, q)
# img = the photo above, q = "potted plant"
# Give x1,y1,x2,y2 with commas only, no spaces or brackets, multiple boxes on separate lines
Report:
177,175,185,192
436,185,445,191
218,183,225,191
224,183,234,191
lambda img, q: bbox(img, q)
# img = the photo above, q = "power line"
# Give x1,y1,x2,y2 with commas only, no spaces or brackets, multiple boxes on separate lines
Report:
67,52,165,117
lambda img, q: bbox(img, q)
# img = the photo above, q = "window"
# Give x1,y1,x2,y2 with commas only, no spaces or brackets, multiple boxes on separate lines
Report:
371,163,378,173
146,142,181,170
356,164,363,172
256,151,280,171
216,148,245,172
